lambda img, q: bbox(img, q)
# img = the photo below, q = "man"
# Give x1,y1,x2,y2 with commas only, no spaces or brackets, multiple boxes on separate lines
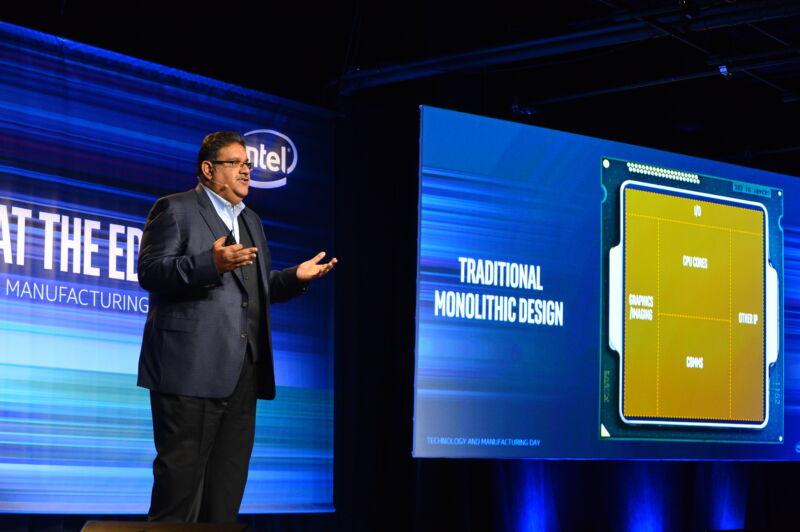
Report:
137,131,335,522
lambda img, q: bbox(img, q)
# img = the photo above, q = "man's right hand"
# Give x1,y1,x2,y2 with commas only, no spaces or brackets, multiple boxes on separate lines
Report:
212,236,257,273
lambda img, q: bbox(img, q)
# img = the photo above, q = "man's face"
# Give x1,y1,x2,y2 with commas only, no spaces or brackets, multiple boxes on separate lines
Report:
206,142,251,204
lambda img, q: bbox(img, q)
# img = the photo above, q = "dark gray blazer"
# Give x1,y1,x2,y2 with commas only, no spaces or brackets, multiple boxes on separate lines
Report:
137,184,305,399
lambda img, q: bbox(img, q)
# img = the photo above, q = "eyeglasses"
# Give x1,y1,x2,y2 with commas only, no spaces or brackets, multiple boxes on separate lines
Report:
210,160,254,170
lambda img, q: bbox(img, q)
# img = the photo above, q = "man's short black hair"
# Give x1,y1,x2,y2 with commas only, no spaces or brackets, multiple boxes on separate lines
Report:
196,131,247,177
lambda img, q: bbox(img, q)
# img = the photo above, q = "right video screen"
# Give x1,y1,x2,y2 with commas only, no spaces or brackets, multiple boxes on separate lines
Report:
414,106,797,459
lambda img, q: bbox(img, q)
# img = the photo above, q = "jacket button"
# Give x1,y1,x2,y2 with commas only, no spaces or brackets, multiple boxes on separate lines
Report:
242,301,248,308
241,333,247,339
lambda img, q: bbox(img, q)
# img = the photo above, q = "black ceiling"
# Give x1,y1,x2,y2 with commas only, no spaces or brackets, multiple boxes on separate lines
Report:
4,0,800,175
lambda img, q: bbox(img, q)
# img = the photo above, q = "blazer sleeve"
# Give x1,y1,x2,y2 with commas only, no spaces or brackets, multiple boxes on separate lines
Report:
253,217,308,303
137,197,221,292
268,265,308,303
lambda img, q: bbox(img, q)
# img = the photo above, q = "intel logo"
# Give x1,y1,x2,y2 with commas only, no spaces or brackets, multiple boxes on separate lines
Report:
243,129,297,189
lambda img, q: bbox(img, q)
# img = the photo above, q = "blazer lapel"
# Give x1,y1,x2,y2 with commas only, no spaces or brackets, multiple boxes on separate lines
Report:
193,185,245,287
239,208,269,297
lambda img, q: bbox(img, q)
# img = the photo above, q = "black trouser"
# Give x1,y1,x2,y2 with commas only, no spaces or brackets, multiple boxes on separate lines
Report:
147,353,257,523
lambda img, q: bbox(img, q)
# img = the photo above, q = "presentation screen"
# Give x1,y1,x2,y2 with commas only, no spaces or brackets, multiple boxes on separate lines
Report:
414,106,797,459
0,22,333,512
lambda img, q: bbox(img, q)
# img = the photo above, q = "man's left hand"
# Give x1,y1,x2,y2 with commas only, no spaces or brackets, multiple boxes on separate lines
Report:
297,252,338,282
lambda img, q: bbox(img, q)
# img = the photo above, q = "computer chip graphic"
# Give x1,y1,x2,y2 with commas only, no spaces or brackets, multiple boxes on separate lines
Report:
603,160,782,434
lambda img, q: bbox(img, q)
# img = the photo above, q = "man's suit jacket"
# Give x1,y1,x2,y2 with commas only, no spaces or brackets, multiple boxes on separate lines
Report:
137,184,305,400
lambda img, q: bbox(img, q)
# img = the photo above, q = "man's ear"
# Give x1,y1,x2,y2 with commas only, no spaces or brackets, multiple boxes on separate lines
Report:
200,160,214,180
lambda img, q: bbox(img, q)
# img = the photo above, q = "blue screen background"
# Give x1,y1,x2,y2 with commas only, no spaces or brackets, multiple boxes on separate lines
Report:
0,22,333,513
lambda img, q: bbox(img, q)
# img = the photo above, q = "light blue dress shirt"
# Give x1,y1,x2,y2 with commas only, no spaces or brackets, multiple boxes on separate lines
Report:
202,185,246,243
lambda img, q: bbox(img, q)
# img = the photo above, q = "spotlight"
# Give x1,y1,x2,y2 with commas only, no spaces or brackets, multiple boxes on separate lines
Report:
680,0,700,19
511,102,536,117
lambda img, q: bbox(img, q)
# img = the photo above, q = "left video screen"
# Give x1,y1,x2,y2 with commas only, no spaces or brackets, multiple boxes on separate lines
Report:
0,22,334,513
